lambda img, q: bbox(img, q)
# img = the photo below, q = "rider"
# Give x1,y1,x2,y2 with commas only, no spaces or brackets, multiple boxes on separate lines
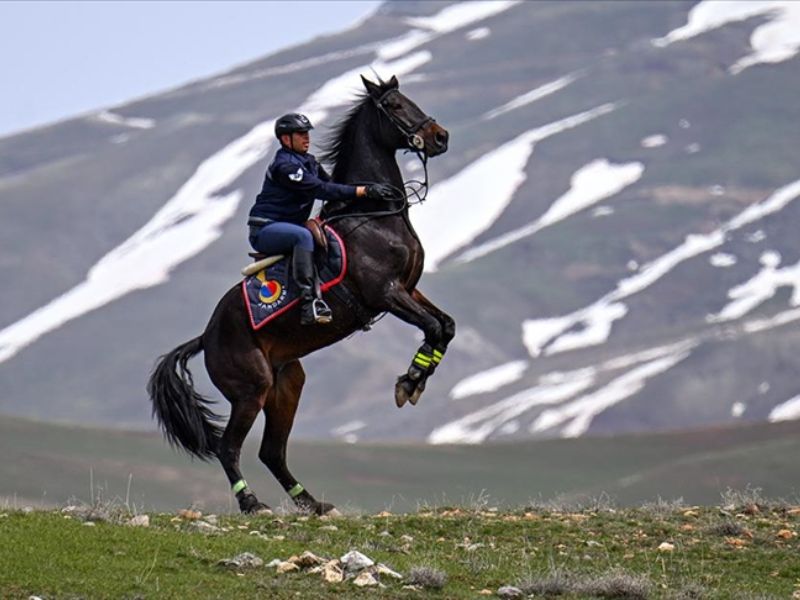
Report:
248,113,394,325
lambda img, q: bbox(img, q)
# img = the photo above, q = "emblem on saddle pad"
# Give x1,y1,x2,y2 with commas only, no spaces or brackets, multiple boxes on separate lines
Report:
256,271,285,305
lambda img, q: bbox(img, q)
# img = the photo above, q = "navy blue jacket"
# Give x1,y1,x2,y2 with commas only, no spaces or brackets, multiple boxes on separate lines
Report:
249,147,357,224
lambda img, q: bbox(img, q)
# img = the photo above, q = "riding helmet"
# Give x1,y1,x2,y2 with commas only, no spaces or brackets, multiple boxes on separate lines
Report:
275,113,314,139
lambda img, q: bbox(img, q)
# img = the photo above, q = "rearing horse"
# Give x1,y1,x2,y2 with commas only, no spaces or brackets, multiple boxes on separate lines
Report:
148,75,453,515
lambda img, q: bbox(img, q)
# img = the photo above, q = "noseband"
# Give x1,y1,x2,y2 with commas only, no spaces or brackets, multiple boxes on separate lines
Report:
374,89,435,151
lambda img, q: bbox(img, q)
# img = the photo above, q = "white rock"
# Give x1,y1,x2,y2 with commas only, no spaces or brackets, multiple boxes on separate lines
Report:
658,541,675,552
321,561,344,583
128,515,150,527
266,559,283,568
376,563,404,579
498,586,524,598
353,571,379,587
276,561,299,574
218,552,263,568
191,520,220,534
340,550,374,571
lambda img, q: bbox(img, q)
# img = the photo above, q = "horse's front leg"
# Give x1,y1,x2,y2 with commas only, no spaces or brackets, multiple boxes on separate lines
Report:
381,286,449,407
405,289,456,404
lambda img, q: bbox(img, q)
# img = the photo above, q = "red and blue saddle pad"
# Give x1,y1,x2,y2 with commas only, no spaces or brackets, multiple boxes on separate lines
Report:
242,225,346,330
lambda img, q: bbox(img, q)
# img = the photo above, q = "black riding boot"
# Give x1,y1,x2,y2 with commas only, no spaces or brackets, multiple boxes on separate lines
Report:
292,248,333,325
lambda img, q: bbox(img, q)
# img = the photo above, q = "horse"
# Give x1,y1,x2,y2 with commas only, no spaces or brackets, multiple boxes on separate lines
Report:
148,75,453,516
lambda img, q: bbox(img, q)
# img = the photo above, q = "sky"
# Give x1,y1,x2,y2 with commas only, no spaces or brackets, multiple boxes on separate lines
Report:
0,1,381,138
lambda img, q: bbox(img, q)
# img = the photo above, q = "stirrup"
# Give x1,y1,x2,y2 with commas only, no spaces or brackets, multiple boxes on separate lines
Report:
312,298,333,324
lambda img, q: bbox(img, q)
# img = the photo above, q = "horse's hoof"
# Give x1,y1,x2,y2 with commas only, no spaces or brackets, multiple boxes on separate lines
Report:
315,502,339,517
238,491,272,515
409,380,426,406
395,376,414,407
241,500,272,515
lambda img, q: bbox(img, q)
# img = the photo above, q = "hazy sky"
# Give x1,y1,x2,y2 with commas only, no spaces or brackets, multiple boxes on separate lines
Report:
0,1,381,137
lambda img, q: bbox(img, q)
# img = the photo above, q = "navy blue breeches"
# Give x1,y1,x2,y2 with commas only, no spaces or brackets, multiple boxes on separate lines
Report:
249,221,314,255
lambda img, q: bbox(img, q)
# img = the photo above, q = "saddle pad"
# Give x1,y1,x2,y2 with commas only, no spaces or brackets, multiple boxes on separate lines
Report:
242,225,346,330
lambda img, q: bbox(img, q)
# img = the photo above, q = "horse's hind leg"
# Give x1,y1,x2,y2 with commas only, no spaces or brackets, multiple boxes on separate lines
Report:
259,360,337,516
206,344,274,514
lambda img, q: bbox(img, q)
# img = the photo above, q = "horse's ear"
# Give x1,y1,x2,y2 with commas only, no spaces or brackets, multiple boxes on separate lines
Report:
361,74,382,98
387,75,399,89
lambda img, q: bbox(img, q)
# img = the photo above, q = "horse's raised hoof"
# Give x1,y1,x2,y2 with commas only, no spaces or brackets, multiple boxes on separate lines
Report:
395,375,415,407
409,379,426,406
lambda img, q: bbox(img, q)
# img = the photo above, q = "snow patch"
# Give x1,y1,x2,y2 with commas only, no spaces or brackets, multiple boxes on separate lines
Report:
522,178,800,357
653,1,800,74
746,230,766,243
450,360,529,400
412,103,616,272
454,157,641,265
731,402,746,417
685,143,701,154
769,394,800,422
482,74,578,120
380,1,520,61
332,420,366,436
531,345,694,437
405,1,521,33
710,253,737,267
94,110,155,129
429,373,596,444
708,253,800,323
640,134,668,148
466,27,490,40
592,206,614,217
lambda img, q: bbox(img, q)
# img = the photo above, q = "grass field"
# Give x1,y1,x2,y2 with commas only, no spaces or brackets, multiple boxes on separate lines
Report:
2,415,800,514
2,499,800,599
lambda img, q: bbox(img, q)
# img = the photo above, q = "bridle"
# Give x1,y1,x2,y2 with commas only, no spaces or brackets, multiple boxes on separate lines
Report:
324,89,435,227
373,88,435,153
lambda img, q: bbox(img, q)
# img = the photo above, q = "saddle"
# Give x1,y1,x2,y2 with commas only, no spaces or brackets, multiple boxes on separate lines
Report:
242,219,329,276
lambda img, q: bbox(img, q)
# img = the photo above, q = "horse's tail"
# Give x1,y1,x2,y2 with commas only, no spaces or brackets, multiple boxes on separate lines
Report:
147,336,222,461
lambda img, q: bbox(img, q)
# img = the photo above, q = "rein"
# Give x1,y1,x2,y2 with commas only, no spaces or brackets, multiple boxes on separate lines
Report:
322,149,428,228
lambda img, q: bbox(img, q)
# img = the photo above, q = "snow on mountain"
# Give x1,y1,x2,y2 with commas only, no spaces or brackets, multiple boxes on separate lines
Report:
455,159,643,264
652,0,800,74
523,179,800,358
708,252,800,323
413,103,616,271
482,74,578,121
449,359,529,400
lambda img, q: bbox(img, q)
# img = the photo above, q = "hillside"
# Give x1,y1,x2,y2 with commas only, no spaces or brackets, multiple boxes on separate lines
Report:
1,1,800,442
3,416,800,513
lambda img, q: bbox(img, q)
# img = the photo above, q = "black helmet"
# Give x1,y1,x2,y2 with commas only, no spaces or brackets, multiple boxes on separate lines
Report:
275,113,314,139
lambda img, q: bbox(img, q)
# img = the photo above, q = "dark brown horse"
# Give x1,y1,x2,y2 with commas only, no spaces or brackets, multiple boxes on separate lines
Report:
148,75,453,515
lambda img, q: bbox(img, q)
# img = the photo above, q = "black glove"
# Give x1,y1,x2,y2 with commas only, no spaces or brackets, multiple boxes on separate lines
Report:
366,183,398,201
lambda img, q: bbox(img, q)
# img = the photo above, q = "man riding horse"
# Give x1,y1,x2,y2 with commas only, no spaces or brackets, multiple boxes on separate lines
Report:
248,113,395,325
150,76,453,515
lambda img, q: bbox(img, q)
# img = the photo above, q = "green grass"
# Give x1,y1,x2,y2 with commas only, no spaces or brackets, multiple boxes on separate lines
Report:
2,500,800,599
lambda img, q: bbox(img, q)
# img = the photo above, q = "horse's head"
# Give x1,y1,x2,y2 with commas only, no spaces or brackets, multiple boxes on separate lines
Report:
361,75,449,157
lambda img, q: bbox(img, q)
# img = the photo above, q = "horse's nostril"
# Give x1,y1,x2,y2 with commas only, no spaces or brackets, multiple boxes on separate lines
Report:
435,131,448,147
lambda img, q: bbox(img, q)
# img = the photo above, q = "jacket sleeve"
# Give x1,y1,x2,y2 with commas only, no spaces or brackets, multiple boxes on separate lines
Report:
272,161,357,201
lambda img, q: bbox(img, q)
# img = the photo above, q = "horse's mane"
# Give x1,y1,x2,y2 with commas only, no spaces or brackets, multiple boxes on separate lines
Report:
319,79,392,182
